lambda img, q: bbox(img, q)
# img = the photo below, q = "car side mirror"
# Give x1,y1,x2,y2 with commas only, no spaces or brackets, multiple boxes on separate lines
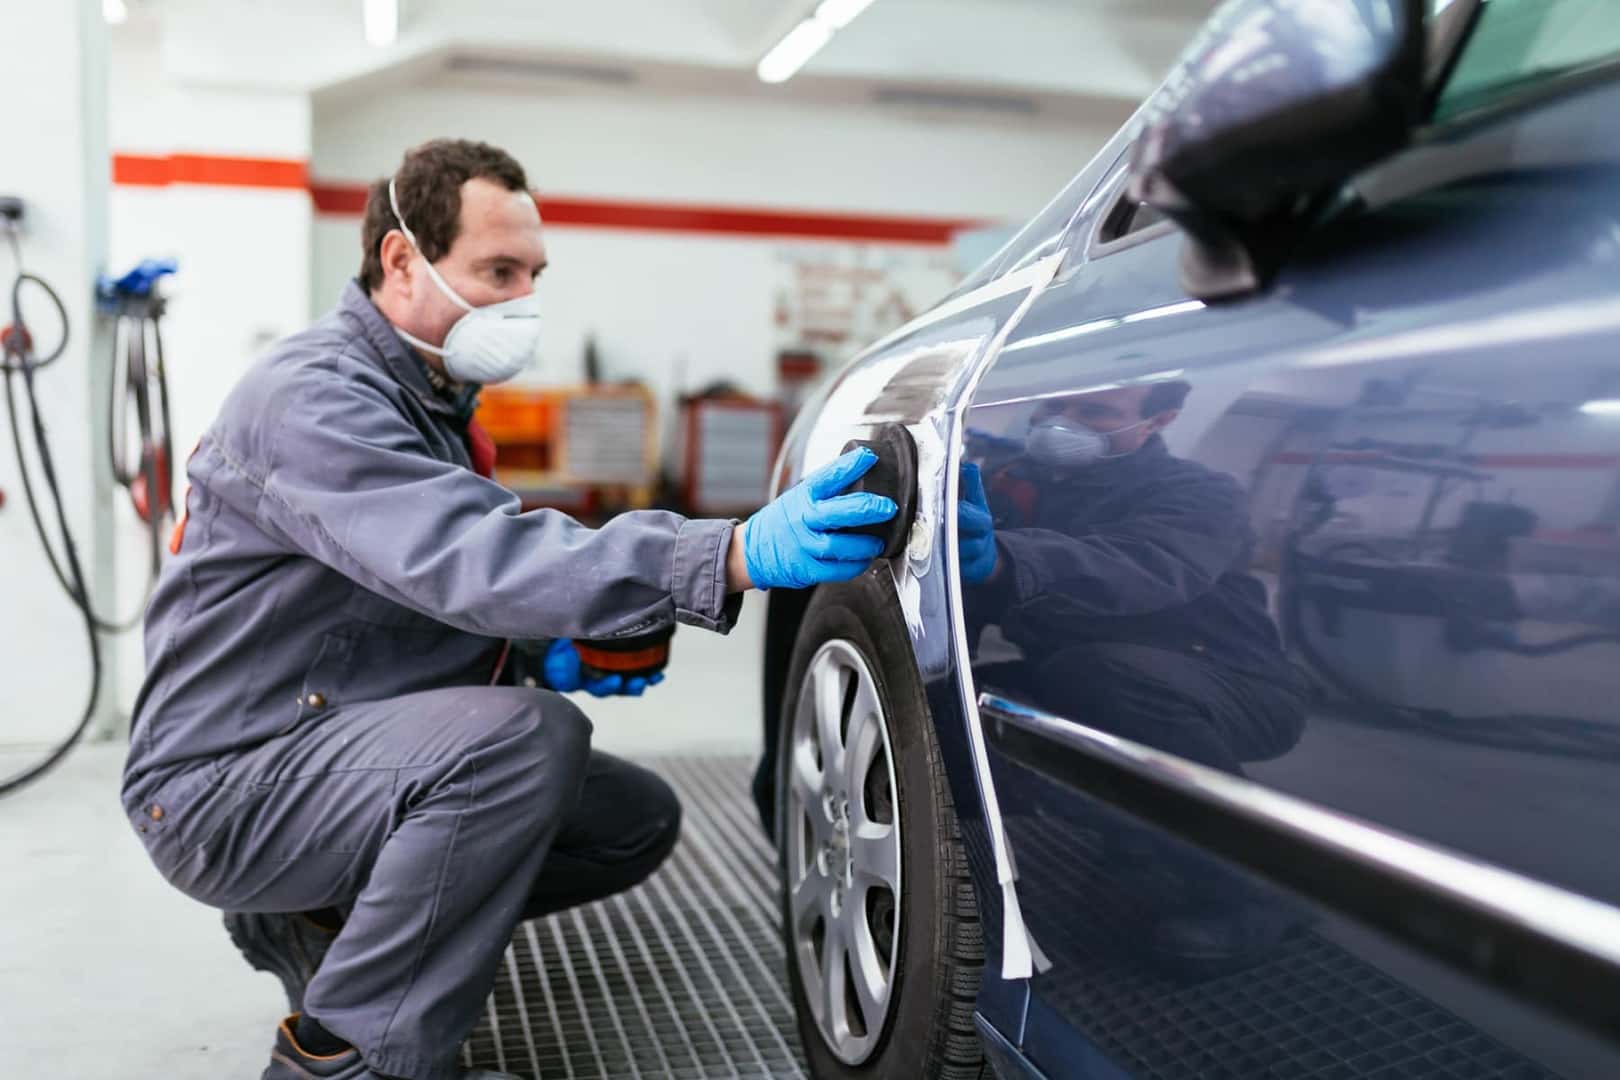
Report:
1129,0,1427,301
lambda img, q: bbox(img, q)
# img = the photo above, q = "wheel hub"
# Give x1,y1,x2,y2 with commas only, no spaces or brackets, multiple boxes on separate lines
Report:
826,801,854,901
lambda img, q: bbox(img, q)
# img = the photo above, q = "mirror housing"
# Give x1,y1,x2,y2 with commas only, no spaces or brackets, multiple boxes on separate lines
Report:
1130,0,1427,300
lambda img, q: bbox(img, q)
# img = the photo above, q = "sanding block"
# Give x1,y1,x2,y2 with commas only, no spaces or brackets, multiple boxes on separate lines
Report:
840,423,920,560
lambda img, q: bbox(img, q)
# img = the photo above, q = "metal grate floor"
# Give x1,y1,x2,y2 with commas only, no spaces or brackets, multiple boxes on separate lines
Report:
462,755,809,1080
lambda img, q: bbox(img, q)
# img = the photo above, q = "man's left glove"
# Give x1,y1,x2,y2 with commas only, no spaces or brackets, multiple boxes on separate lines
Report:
543,639,665,697
959,462,1000,585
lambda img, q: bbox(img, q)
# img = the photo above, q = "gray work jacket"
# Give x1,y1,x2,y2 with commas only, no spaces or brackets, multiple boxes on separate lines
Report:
124,280,738,795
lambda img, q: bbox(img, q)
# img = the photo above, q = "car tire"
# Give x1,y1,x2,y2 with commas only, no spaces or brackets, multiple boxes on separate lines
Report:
776,569,984,1079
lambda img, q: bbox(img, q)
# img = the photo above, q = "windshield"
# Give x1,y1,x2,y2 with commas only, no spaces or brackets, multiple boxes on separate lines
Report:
1435,0,1620,120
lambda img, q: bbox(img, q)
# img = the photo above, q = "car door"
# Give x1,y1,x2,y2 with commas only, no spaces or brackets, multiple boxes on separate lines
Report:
960,23,1620,1080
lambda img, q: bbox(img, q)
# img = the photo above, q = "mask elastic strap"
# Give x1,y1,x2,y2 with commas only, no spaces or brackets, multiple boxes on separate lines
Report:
1096,417,1153,459
394,325,449,358
388,176,476,316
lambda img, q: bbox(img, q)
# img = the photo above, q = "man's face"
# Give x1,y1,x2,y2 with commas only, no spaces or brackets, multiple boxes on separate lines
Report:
399,177,549,352
1032,385,1174,456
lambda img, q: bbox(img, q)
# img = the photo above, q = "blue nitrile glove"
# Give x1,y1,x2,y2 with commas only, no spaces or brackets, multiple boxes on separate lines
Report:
543,639,665,698
959,462,999,585
743,447,898,590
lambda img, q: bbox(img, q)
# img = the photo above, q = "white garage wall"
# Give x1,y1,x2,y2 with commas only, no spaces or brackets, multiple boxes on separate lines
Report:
102,29,313,720
311,83,1116,398
313,85,1109,216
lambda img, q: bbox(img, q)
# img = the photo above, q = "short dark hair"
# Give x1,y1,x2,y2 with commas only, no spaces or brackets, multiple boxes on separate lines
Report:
1141,379,1192,417
359,139,530,293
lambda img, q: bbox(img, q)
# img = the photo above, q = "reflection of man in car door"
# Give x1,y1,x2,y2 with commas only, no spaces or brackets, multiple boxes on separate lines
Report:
962,381,1309,975
961,380,1305,774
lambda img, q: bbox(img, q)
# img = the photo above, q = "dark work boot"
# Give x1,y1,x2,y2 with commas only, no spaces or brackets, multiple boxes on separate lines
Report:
261,1016,371,1079
225,911,337,1013
260,1016,523,1079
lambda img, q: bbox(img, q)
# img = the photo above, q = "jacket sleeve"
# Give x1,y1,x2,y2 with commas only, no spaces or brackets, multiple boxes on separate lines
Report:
224,373,739,640
990,474,1249,618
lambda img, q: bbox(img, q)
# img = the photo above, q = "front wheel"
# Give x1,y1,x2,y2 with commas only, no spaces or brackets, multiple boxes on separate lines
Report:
776,571,984,1079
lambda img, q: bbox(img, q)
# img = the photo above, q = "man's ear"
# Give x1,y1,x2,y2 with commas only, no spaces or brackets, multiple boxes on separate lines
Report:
1149,408,1181,434
379,230,414,294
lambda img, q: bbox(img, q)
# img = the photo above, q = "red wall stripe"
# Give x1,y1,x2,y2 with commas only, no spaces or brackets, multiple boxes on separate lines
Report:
536,195,973,244
314,179,974,243
114,153,309,190
113,154,177,186
119,155,979,243
309,182,369,214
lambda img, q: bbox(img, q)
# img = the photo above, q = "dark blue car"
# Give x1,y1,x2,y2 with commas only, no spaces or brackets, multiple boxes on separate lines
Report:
756,1,1620,1077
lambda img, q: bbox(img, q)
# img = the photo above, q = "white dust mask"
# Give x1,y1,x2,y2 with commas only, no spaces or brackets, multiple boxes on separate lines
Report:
1026,417,1149,467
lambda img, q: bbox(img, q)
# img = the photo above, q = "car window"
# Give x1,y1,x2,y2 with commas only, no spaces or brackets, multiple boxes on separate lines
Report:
1097,197,1167,245
1434,0,1620,121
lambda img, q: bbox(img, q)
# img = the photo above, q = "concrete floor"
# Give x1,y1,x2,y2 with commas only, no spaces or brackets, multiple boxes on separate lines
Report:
0,596,765,1079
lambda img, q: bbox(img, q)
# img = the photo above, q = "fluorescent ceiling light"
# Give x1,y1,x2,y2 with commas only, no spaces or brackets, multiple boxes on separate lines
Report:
815,0,877,30
103,0,129,25
758,0,878,84
757,18,834,83
1580,399,1620,416
364,0,398,48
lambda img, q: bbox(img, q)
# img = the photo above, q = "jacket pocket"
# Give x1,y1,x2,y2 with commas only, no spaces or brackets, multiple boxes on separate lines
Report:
341,582,420,627
342,584,451,657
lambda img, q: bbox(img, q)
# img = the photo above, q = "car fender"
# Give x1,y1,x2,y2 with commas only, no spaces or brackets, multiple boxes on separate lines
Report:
770,252,1067,983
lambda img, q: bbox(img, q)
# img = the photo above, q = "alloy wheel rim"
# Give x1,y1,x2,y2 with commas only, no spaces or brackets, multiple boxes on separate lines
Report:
787,639,902,1065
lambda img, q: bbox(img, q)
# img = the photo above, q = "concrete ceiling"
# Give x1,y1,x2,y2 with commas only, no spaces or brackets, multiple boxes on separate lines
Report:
129,0,1217,125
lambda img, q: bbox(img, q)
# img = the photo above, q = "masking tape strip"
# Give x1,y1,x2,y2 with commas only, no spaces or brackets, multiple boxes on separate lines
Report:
939,251,1065,981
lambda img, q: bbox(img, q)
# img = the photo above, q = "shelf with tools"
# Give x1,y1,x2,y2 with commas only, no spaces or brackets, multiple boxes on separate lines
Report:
476,384,659,514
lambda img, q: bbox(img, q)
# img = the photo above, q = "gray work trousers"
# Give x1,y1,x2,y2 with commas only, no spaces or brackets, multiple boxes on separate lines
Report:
124,686,681,1080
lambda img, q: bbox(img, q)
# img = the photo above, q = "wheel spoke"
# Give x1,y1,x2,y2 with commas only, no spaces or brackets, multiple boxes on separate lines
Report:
822,921,850,1044
813,660,848,784
850,821,899,892
844,706,883,814
792,867,833,935
849,672,882,752
789,743,824,803
846,894,890,1031
790,746,831,844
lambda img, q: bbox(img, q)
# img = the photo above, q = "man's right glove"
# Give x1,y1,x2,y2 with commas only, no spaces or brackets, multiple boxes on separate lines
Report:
959,462,1000,585
743,447,898,590
543,639,664,698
